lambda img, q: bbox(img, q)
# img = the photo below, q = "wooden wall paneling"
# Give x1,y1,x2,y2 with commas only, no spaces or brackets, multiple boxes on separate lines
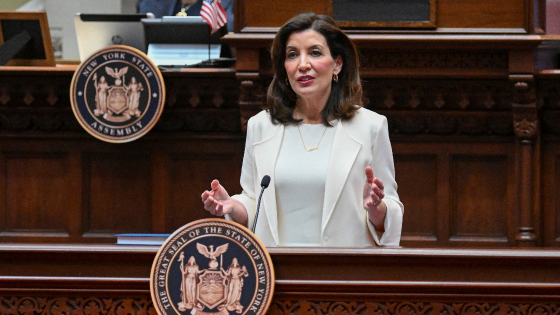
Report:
533,0,547,33
511,76,540,246
394,142,515,247
165,139,244,232
542,143,560,246
2,152,72,241
67,150,83,242
240,0,329,32
151,150,167,233
449,151,512,245
0,150,5,239
393,152,439,246
0,140,87,244
236,0,529,32
539,74,560,247
83,151,153,238
432,0,526,30
359,49,510,79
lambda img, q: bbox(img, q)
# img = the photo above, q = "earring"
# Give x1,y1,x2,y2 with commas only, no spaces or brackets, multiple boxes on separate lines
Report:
333,73,339,82
285,78,290,85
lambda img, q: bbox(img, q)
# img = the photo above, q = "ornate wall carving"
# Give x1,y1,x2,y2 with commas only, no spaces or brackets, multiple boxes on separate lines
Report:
1,297,558,315
0,73,241,134
0,297,155,315
360,51,509,70
269,301,560,315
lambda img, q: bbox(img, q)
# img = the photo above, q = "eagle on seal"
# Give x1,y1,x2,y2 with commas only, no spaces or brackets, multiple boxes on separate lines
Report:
196,243,229,269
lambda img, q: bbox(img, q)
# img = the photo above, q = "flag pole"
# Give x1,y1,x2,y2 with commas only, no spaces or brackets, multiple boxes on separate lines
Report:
208,22,211,62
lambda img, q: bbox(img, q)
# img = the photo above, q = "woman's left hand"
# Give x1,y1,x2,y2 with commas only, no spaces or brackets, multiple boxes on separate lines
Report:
363,166,387,230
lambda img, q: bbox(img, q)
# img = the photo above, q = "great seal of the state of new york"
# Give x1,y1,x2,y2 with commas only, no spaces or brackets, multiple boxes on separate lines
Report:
150,219,275,315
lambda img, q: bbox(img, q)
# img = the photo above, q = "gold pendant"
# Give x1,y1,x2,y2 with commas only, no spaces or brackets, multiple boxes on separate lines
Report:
306,146,318,152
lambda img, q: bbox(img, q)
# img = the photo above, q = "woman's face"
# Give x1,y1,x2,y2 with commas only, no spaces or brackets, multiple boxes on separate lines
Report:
284,30,342,102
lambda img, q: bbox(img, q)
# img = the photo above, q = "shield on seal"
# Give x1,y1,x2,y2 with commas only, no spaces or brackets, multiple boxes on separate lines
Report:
107,86,128,114
197,269,227,309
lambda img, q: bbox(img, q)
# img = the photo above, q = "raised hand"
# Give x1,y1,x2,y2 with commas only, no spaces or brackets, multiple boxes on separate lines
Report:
363,166,386,229
201,180,235,216
201,180,248,224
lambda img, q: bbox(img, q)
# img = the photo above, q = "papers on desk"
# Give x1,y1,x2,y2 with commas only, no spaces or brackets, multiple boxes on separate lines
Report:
115,233,170,245
147,43,221,66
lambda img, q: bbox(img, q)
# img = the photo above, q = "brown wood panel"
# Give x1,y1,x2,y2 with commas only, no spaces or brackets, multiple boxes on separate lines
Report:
437,0,526,29
450,154,511,244
241,0,329,30
2,153,71,237
165,140,244,232
394,142,515,247
237,0,530,31
84,153,153,236
542,141,560,246
0,62,556,247
395,154,438,244
1,245,560,309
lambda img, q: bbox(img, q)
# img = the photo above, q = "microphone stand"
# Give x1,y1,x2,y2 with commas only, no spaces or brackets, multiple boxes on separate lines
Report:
252,175,270,234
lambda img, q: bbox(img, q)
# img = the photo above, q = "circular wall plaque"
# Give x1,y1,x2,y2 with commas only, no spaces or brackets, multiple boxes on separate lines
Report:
70,45,165,143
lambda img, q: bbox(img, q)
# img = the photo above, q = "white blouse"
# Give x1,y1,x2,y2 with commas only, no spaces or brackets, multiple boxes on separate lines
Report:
275,122,338,246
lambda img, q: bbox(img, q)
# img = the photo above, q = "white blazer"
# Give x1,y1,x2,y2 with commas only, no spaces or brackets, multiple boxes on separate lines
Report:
229,108,403,247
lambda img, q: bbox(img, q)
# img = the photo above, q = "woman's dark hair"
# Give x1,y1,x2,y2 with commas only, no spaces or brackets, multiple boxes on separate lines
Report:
265,12,362,126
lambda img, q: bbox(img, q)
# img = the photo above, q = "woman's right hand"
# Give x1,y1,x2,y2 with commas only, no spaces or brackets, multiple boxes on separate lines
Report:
201,180,236,216
201,180,248,226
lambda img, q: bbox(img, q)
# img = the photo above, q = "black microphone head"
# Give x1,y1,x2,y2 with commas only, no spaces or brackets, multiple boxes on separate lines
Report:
261,175,271,188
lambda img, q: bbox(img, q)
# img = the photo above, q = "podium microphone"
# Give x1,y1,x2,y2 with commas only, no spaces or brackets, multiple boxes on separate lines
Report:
252,175,270,234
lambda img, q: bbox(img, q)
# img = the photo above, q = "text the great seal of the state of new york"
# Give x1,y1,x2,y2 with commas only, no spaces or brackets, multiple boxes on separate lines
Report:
150,219,275,315
70,45,165,143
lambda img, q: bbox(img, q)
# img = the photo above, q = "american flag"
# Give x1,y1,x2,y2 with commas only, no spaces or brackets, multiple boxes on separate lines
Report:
200,0,227,34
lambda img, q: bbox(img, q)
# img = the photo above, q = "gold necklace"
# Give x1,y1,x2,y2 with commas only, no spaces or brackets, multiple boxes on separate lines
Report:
297,124,327,152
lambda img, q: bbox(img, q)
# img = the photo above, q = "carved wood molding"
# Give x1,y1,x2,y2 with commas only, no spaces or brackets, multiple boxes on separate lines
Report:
363,80,511,110
270,300,560,315
0,75,241,134
0,297,155,315
360,50,509,71
511,80,538,141
1,297,559,315
238,80,265,132
384,112,513,136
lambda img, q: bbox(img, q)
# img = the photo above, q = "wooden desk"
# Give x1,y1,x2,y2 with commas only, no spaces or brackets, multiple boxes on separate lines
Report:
0,245,559,314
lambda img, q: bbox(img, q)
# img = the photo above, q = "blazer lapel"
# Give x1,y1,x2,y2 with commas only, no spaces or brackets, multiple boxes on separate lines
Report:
253,125,284,245
322,120,362,231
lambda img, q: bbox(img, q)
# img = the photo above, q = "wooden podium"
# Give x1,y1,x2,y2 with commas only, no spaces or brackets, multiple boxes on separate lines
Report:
0,244,559,314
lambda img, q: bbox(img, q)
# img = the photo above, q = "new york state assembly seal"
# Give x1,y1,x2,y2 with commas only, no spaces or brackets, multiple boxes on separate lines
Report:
70,45,165,143
151,219,275,315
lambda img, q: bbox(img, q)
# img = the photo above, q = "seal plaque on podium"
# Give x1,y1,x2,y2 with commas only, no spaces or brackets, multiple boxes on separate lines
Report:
150,219,275,315
70,45,165,143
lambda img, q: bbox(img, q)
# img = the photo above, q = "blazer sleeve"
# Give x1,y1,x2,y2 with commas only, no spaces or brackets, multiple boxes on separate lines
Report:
227,120,257,229
366,116,404,246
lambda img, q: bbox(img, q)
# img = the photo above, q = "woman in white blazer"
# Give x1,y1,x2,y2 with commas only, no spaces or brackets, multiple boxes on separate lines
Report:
201,12,403,247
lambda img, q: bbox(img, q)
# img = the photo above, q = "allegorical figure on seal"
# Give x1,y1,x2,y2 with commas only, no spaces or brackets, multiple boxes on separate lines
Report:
125,76,143,117
222,258,249,313
93,74,109,116
178,253,202,311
